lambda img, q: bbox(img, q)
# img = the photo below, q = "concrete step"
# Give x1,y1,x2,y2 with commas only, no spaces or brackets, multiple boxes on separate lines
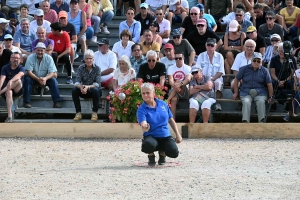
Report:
12,119,105,123
14,107,107,115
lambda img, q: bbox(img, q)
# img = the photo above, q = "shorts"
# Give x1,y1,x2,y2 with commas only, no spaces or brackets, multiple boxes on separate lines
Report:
1,88,23,99
101,77,113,89
78,33,86,41
189,97,216,111
72,43,77,52
173,14,182,23
169,85,189,102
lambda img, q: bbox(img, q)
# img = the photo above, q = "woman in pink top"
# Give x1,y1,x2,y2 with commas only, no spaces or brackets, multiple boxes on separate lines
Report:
41,1,58,23
79,0,96,42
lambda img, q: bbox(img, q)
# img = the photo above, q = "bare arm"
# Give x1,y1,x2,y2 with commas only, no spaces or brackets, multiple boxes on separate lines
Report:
14,43,31,55
211,72,223,81
112,79,118,91
189,51,196,66
212,24,217,32
180,27,185,35
270,68,278,81
216,39,223,50
159,75,165,86
159,30,170,39
189,81,212,96
78,11,87,39
44,72,56,81
267,83,273,98
58,47,71,59
168,118,182,143
101,68,114,76
71,35,78,44
27,70,40,81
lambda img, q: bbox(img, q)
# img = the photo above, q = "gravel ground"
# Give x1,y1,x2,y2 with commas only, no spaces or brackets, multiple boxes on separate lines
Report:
0,138,300,200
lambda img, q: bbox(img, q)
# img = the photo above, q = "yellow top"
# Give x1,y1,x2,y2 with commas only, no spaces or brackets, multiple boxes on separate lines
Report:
280,7,300,25
88,0,113,15
139,42,161,55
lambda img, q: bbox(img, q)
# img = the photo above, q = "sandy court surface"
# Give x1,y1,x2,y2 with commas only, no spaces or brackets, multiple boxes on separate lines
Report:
0,138,299,200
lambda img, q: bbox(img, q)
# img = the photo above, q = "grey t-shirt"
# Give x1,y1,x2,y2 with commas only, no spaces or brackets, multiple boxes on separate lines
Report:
258,23,284,46
160,39,195,65
189,75,214,98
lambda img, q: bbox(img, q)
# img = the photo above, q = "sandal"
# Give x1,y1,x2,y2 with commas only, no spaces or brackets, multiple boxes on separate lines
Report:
5,117,12,123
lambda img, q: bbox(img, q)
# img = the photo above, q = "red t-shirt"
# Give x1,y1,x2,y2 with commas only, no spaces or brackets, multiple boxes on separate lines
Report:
47,31,71,54
295,16,300,28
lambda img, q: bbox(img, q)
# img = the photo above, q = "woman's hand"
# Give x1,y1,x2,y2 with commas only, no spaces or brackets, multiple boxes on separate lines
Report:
175,134,182,143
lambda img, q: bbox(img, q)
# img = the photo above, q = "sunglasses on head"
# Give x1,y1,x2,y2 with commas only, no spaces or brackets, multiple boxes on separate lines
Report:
156,13,163,15
266,17,273,20
190,13,198,15
148,59,156,62
175,57,183,60
206,44,215,47
173,36,180,39
252,59,261,63
197,24,205,27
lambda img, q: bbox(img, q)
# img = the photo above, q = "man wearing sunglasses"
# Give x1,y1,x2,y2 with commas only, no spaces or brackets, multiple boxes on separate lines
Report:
196,38,224,111
187,18,222,57
159,29,195,66
226,9,253,33
137,50,166,86
134,3,155,36
3,34,21,55
243,26,266,55
167,52,191,119
258,11,284,46
155,8,171,45
232,52,273,123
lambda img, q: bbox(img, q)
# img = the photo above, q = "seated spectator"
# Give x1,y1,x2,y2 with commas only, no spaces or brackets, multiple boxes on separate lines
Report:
258,11,284,46
250,3,284,29
262,34,281,66
135,3,155,36
140,21,162,47
68,0,87,55
196,4,217,32
137,50,166,86
88,0,114,35
7,13,19,36
160,29,195,66
78,0,95,42
72,49,102,121
112,30,135,59
41,0,58,23
58,11,77,64
167,52,192,120
232,52,273,123
160,43,176,71
50,0,70,14
30,9,51,35
187,18,222,57
189,66,215,123
32,27,54,56
221,20,246,85
226,8,253,33
0,43,12,71
0,18,11,41
0,52,24,123
205,0,233,21
48,22,72,84
145,0,167,14
23,42,61,108
1,0,22,19
269,42,296,111
89,0,101,39
94,38,117,90
243,26,266,55
279,0,300,40
119,8,141,43
139,29,160,55
3,34,21,54
112,55,136,91
130,43,147,74
197,38,225,111
17,4,34,23
155,8,170,45
220,3,251,25
167,0,189,24
13,18,37,63
116,0,141,16
21,0,41,16
180,6,200,38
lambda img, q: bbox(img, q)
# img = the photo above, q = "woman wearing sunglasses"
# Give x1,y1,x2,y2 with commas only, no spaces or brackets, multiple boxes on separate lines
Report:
119,7,141,43
140,21,162,47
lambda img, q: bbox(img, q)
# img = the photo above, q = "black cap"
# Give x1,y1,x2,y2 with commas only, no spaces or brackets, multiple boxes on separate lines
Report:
97,38,110,45
206,38,216,44
70,0,78,3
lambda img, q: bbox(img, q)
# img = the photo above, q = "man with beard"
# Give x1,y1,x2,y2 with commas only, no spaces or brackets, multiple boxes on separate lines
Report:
0,52,24,123
23,42,61,108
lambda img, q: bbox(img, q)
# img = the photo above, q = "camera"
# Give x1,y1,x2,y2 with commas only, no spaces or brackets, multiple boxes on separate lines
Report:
283,41,292,55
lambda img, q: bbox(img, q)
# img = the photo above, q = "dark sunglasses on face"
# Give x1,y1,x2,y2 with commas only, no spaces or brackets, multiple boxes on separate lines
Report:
191,71,198,75
127,13,134,15
266,17,273,20
271,39,280,42
235,14,243,17
247,31,255,34
156,13,163,15
173,36,180,39
197,24,205,27
148,59,156,62
4,39,12,41
252,59,261,63
140,7,146,9
206,44,215,47
175,57,183,60
190,13,198,15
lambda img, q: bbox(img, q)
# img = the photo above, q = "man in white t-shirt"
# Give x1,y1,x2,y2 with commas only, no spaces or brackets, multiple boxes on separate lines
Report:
30,9,51,35
167,0,189,24
167,51,191,120
155,8,171,45
94,38,117,90
160,43,176,71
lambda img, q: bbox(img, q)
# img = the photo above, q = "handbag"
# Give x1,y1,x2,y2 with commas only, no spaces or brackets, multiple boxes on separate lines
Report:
194,92,210,106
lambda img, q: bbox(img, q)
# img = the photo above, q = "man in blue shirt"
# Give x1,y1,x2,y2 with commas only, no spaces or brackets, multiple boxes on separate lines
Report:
23,42,61,109
50,0,70,14
0,52,25,123
232,52,273,123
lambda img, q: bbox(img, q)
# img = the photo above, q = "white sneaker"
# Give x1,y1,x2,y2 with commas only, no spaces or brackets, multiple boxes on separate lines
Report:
92,36,97,42
74,54,79,60
215,103,222,111
71,65,75,73
102,26,110,35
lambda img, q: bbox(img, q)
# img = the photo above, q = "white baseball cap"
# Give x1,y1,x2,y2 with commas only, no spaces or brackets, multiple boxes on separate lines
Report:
35,42,46,49
0,18,10,24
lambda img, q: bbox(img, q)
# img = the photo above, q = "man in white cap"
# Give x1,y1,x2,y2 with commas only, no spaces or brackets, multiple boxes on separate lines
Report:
3,34,21,54
30,9,51,35
23,42,61,109
134,3,155,36
0,18,11,41
167,0,189,24
0,52,24,123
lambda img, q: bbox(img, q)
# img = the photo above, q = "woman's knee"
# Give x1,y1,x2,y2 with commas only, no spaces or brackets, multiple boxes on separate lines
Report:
141,137,157,153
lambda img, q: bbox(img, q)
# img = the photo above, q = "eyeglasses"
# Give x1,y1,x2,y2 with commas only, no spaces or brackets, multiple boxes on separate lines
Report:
266,17,274,20
156,13,163,15
127,13,134,15
252,59,261,63
10,57,20,59
191,71,198,75
206,44,215,47
271,39,280,42
175,57,183,60
148,59,156,62
149,24,156,27
247,31,255,34
235,14,243,17
196,24,205,27
173,36,180,39
140,7,146,9
246,46,254,48
190,13,198,15
133,49,141,52
4,39,12,41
